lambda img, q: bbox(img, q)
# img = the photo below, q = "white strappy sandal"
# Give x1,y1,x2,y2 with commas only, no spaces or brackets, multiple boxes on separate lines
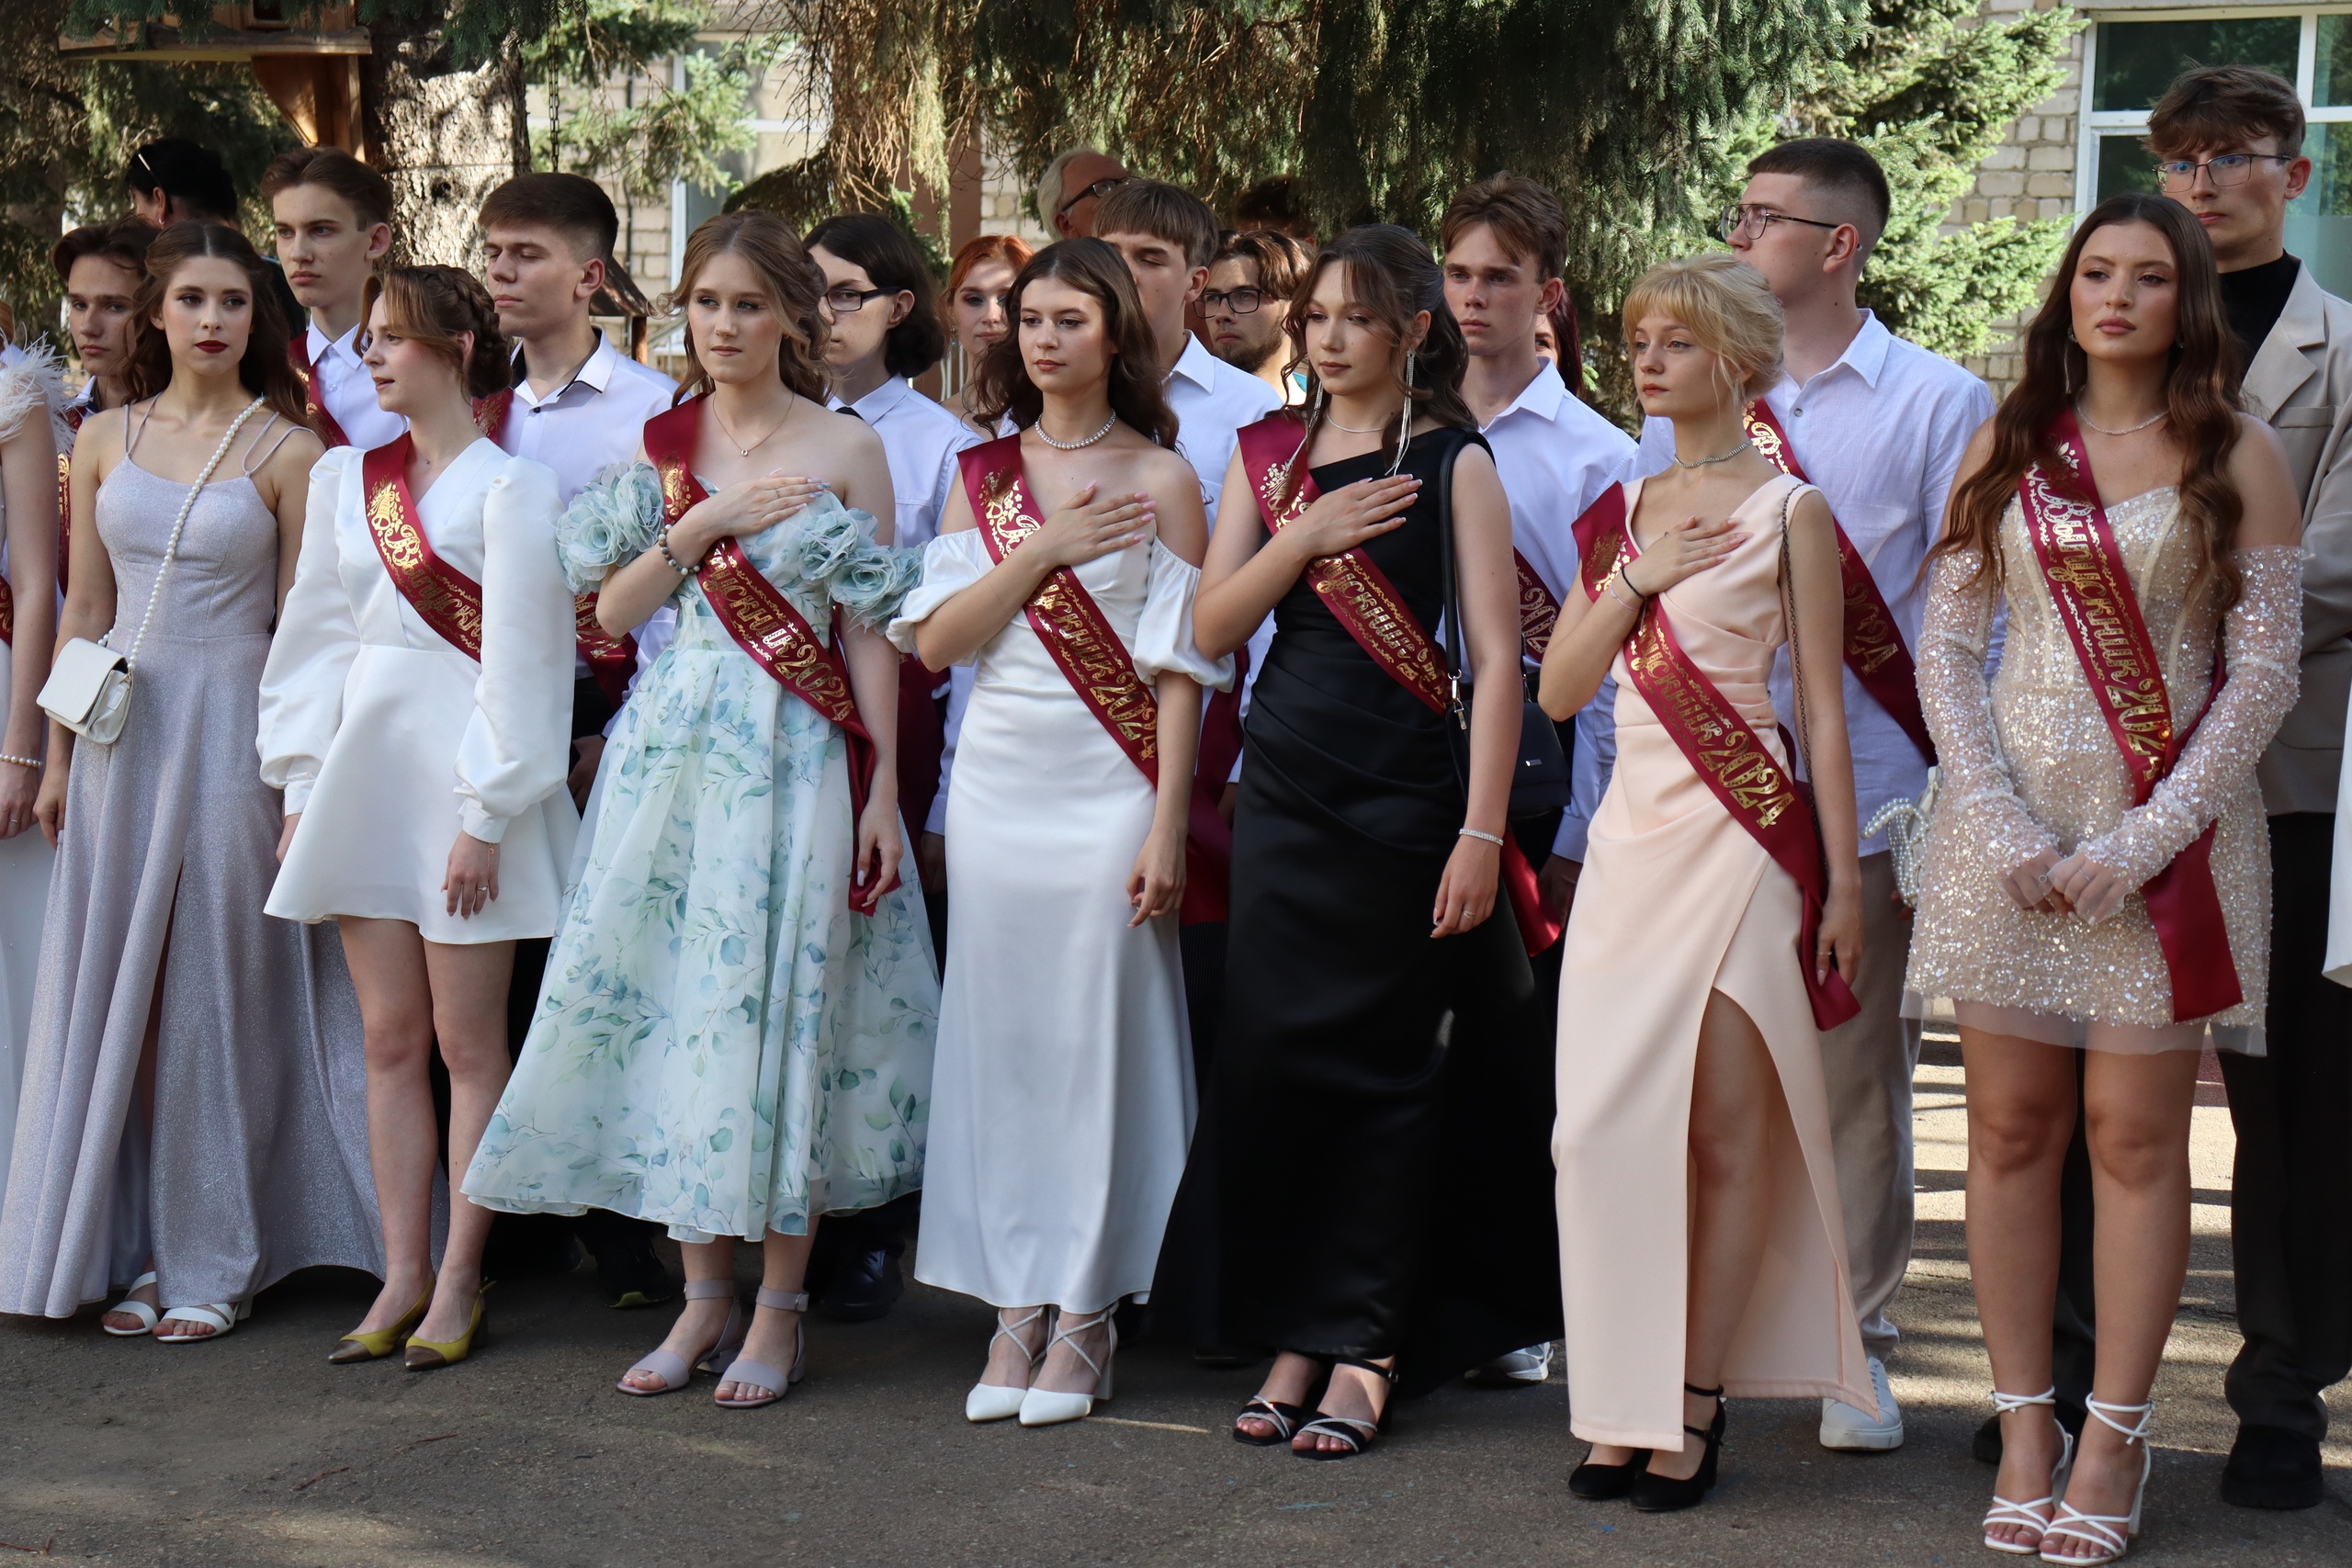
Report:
967,1306,1051,1423
101,1272,161,1337
1018,1309,1115,1427
2039,1397,2153,1565
154,1300,251,1343
1983,1387,2076,1555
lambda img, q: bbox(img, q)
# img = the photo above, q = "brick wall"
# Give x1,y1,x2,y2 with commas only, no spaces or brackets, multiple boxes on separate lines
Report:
1957,0,2084,390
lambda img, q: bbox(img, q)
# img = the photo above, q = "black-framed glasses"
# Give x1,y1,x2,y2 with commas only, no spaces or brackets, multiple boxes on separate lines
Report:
1057,175,1129,218
2155,152,2295,192
824,286,892,314
1199,287,1267,315
1720,203,1842,241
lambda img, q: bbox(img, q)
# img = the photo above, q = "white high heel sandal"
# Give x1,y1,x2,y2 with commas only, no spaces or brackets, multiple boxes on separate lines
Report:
101,1272,161,1337
1983,1387,2076,1555
966,1307,1051,1423
2039,1397,2153,1565
1018,1309,1115,1427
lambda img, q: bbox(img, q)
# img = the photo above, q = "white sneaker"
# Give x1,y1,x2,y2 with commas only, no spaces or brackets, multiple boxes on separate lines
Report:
1468,1342,1553,1387
1820,1355,1904,1450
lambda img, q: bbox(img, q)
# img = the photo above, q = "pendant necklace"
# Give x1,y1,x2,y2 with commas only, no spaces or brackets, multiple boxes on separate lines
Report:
2075,400,2167,437
1037,412,1116,450
712,400,791,457
1672,437,1753,469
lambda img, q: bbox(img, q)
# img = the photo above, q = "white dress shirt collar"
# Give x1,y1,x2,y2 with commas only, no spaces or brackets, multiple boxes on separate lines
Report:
1170,332,1223,395
829,374,916,423
1481,357,1571,432
304,318,363,370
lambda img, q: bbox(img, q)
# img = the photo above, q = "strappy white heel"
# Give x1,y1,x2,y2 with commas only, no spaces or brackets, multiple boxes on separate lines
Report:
101,1272,160,1337
1018,1309,1115,1427
2039,1397,2152,1565
1984,1388,2075,1555
967,1307,1051,1423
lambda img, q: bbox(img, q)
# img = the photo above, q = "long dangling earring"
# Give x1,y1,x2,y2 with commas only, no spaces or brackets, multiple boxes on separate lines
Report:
1386,351,1416,477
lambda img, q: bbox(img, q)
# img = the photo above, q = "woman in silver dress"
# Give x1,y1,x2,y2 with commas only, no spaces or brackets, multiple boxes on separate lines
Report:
0,221,378,1342
1909,194,2302,1563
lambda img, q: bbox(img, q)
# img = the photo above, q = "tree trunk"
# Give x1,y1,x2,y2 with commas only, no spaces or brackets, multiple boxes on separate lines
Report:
359,18,518,267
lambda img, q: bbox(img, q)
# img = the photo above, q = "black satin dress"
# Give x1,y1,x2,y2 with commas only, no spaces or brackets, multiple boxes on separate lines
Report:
1209,427,1562,1395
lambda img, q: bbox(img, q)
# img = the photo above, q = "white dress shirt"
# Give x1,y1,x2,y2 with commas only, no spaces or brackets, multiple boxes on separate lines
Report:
827,375,982,550
495,330,676,505
1482,361,1638,859
300,320,405,450
1634,310,1995,852
1166,333,1281,534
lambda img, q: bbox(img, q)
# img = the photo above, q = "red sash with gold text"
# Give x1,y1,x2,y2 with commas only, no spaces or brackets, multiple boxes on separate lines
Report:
361,435,486,660
1745,400,1936,764
290,338,352,449
642,400,892,913
955,434,1227,923
1514,551,1560,660
2018,412,2241,1021
1237,415,1562,956
1572,482,1861,1031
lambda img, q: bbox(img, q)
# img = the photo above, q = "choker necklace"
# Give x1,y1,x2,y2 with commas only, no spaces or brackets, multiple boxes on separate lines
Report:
1037,412,1116,450
1324,406,1404,434
2075,400,2167,437
1672,437,1752,469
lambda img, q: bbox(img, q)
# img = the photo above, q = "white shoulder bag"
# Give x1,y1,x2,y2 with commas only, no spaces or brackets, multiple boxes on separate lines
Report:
39,399,266,744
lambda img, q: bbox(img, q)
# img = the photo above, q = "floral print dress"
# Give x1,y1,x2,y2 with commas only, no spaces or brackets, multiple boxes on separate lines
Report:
463,466,938,1242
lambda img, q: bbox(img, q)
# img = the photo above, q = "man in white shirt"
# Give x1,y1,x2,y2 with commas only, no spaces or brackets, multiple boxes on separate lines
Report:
263,148,402,450
1634,139,1993,1451
476,172,680,1314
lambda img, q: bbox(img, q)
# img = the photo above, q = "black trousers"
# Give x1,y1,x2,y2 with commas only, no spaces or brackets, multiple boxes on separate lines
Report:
2218,812,2352,1441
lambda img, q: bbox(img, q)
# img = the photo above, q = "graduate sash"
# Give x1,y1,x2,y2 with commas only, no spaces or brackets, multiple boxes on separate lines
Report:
1572,482,1861,1031
955,434,1227,923
361,434,486,660
1744,400,1936,764
1514,551,1561,660
289,338,352,449
2018,412,2241,1021
642,400,892,913
1237,415,1561,956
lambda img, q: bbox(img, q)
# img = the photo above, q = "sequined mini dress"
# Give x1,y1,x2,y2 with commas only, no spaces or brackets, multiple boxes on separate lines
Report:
1905,488,2301,1052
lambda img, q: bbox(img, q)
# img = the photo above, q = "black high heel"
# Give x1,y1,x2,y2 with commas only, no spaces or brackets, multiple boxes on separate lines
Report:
1291,1356,1396,1461
1568,1447,1651,1500
1233,1359,1330,1447
1630,1383,1725,1513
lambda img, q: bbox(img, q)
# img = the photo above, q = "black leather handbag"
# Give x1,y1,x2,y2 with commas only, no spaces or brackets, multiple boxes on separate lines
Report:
1433,436,1573,816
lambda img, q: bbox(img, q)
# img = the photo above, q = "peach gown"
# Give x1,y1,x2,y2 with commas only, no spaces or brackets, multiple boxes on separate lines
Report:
1553,472,1875,1449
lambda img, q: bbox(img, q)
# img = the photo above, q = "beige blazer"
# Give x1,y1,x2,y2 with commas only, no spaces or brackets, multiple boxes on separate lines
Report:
2249,264,2352,814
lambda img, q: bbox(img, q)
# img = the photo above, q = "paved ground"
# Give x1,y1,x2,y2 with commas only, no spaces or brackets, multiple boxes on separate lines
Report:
3,1038,2347,1567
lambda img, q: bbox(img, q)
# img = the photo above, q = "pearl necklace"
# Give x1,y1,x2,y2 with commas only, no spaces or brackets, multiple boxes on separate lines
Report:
2075,400,2167,437
1036,412,1116,450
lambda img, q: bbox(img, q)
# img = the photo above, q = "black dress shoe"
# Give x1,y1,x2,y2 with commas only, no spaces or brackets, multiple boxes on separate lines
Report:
590,1232,676,1310
1568,1448,1650,1500
2222,1424,2324,1510
815,1242,903,1323
1973,1398,2087,1464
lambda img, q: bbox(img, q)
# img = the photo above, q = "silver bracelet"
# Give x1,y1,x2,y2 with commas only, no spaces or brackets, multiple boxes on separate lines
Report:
0,751,40,770
1458,828,1505,847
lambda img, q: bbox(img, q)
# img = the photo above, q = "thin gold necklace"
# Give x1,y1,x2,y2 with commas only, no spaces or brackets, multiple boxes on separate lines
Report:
2075,400,2167,437
712,398,793,457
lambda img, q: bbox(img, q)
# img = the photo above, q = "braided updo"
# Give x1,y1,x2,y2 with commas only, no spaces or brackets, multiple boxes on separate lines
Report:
360,264,512,399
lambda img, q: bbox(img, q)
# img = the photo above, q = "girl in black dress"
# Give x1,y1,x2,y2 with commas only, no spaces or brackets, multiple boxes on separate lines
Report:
1191,225,1561,1459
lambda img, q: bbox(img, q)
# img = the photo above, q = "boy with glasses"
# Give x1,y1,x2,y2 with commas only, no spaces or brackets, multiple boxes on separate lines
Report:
1200,229,1311,404
2148,64,2352,1514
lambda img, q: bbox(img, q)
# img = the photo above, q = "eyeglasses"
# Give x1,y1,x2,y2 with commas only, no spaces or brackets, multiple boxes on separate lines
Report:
825,286,892,315
1199,287,1268,315
1720,203,1842,241
2154,152,2295,192
1057,176,1129,218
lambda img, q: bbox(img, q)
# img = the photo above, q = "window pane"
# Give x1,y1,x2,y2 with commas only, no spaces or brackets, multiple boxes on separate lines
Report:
2093,17,2302,112
2320,16,2352,107
2096,134,2162,203
2288,125,2352,299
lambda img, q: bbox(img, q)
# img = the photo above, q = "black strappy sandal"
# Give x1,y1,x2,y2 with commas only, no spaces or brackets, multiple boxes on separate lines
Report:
1568,1446,1653,1500
1233,1359,1329,1446
1291,1356,1396,1461
1630,1383,1725,1512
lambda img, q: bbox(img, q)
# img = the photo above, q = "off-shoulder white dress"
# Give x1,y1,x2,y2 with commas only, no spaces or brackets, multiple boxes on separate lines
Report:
258,439,577,942
888,525,1231,1313
1906,491,2302,1051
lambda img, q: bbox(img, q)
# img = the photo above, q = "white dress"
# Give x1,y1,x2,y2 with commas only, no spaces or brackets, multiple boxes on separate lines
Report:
0,345,67,1221
888,526,1231,1312
258,439,577,942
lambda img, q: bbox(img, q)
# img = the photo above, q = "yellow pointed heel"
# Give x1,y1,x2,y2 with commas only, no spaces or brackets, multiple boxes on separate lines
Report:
403,1286,490,1371
327,1287,431,1365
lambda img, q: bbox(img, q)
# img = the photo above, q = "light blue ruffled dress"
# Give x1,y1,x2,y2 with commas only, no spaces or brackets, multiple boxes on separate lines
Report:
463,466,939,1242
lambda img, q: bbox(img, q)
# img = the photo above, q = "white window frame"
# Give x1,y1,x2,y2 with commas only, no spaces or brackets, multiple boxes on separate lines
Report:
2077,6,2352,210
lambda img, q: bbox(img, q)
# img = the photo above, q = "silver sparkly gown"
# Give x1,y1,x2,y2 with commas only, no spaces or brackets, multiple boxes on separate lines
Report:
1906,488,2301,1052
0,433,380,1315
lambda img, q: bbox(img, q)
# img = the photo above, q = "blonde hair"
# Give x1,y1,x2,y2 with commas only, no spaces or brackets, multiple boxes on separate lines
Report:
1621,253,1784,406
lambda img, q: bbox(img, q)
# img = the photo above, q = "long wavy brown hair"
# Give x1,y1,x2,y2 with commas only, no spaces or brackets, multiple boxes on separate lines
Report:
1273,223,1476,508
124,221,307,427
666,211,830,404
971,237,1179,450
1934,193,2245,614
